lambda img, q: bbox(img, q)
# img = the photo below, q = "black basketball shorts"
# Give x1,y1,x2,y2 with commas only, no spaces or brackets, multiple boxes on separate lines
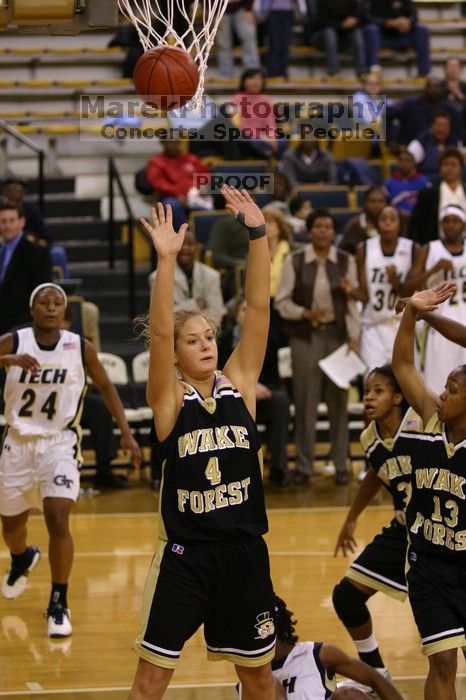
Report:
134,535,276,669
346,520,408,601
406,544,466,655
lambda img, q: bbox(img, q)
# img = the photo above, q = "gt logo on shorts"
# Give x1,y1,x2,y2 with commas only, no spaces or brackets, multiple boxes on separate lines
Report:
254,611,275,639
53,474,74,488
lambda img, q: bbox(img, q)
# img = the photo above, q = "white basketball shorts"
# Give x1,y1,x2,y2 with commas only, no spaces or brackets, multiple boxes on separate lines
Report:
0,428,81,516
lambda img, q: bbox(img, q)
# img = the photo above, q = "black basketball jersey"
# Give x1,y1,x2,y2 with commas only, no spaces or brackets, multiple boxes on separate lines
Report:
361,409,422,525
157,372,268,543
399,414,466,561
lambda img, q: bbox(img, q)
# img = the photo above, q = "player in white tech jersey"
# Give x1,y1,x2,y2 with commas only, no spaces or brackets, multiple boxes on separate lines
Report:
238,596,403,699
0,284,141,637
409,204,466,394
350,206,419,372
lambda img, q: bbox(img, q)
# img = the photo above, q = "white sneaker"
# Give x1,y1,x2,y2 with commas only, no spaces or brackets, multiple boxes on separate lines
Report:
337,667,391,696
321,461,336,476
1,547,41,600
46,605,72,638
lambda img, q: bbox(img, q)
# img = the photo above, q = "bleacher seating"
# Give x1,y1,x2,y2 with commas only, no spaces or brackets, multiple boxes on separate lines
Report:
1,1,464,482
189,209,230,248
294,185,350,209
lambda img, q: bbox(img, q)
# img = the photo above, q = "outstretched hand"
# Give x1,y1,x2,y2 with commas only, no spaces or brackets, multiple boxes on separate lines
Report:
409,282,456,313
221,184,265,228
140,203,188,258
334,519,357,557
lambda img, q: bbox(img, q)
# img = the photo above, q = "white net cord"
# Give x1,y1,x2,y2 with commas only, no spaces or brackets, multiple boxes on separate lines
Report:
118,0,230,110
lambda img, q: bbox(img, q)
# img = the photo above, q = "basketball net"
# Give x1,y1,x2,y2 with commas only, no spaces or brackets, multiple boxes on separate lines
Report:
118,0,230,111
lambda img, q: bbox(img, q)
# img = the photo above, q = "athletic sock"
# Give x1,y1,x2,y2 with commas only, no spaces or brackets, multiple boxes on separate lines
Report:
354,634,384,669
49,583,68,609
11,548,33,572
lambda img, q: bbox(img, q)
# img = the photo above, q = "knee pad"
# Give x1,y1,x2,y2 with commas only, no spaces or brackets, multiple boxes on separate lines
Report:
332,578,371,629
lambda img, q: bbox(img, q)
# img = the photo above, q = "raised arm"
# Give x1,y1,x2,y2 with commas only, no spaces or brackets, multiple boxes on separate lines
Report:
392,284,454,424
320,645,404,700
422,309,466,347
334,468,382,557
139,204,188,435
222,186,270,415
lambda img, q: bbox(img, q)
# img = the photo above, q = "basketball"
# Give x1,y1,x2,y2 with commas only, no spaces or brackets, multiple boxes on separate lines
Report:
133,46,200,111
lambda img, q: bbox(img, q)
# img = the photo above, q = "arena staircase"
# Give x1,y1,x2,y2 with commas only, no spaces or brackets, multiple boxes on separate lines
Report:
28,176,150,364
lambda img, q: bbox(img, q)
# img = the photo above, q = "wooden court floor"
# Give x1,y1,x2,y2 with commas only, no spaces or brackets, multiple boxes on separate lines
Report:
1,471,466,700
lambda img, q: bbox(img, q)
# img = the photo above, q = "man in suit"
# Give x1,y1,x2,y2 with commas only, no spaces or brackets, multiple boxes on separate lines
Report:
149,229,225,325
1,179,50,245
0,202,52,335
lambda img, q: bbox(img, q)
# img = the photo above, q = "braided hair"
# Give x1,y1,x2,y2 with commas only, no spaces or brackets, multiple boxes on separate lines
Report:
274,595,299,646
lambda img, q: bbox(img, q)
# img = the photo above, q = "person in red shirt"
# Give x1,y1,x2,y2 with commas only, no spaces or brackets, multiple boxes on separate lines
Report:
145,139,211,229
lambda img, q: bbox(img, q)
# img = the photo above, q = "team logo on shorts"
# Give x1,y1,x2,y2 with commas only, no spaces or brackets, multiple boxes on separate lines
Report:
254,611,275,639
53,474,74,488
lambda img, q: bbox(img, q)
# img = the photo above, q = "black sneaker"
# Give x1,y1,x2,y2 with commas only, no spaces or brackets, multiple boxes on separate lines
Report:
1,546,41,600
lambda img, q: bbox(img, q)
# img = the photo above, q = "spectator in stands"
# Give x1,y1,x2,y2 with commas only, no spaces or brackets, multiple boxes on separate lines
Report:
384,150,429,214
219,295,291,487
308,0,366,77
443,56,466,112
264,209,291,300
386,76,462,147
215,0,261,78
281,135,335,186
275,209,360,486
407,110,458,181
0,202,52,336
339,185,389,255
362,0,430,77
408,147,466,244
168,96,242,161
352,72,393,153
257,0,299,78
210,208,249,301
1,179,50,246
149,230,224,325
145,136,211,230
108,20,144,78
353,72,390,126
263,169,293,216
233,68,286,159
286,195,312,239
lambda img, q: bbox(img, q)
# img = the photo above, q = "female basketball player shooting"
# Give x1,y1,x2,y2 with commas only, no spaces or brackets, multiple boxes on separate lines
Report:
0,283,141,637
392,281,466,700
129,187,276,700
